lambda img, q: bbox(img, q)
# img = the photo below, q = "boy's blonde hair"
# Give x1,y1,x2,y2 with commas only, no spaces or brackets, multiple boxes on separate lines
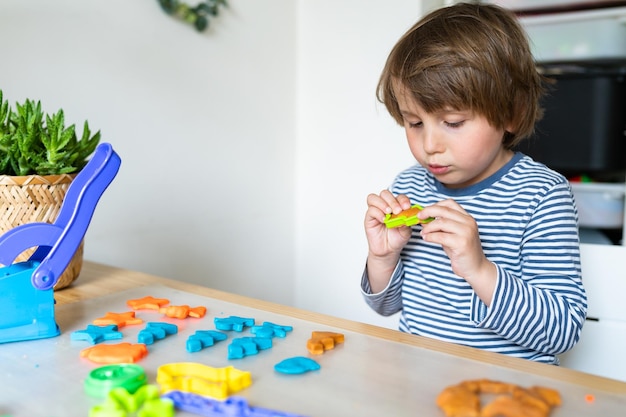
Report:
377,2,546,148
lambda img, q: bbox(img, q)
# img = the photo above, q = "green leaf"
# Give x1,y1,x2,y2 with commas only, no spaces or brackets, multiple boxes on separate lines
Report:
0,89,102,176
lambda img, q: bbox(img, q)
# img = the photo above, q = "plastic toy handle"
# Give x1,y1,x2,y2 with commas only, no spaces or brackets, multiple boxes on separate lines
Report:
0,223,61,267
32,143,121,290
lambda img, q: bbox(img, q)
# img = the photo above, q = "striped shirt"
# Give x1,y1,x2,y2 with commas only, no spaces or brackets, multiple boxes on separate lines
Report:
361,153,588,364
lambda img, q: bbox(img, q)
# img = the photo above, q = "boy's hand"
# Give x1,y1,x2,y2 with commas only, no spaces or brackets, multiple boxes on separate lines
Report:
365,190,413,257
364,190,414,293
418,199,496,302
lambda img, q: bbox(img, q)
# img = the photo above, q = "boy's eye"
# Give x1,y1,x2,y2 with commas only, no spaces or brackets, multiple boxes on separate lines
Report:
445,120,464,128
408,121,422,128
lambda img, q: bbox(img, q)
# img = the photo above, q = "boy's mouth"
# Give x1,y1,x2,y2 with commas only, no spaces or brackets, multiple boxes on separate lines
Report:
428,164,449,175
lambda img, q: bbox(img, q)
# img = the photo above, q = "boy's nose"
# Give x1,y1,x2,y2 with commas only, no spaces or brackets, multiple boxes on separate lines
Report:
422,128,443,154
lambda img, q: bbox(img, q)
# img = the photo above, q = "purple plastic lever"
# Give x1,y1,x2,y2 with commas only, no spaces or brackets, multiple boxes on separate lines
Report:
0,143,121,290
161,391,308,417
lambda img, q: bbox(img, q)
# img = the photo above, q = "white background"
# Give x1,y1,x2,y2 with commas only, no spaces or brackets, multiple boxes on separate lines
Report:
0,0,443,328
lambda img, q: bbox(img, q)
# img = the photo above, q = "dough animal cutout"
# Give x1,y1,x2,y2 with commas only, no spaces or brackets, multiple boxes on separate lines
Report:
80,342,149,364
156,362,251,400
306,331,344,355
274,357,321,375
159,304,207,319
384,204,433,228
436,379,561,417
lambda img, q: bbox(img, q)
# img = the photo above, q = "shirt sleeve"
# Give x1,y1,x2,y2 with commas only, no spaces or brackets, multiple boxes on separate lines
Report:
361,261,404,317
469,183,588,355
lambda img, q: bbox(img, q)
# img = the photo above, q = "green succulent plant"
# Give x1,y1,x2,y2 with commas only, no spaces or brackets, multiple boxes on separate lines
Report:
0,89,100,176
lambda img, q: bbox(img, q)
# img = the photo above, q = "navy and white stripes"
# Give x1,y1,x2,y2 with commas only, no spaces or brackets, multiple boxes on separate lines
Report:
362,153,587,364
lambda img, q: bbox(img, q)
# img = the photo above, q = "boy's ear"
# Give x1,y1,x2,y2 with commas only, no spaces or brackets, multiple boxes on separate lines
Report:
502,128,516,147
504,123,516,136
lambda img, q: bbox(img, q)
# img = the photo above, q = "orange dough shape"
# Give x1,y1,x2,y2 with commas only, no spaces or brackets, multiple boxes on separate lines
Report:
80,342,148,364
481,395,534,417
436,380,561,417
436,384,480,417
127,296,170,310
188,306,207,318
93,311,144,328
306,331,345,355
530,386,562,407
159,305,207,319
387,206,422,221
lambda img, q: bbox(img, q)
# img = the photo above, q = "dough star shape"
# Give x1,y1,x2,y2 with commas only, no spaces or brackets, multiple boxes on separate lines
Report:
126,296,170,310
71,324,123,344
93,311,143,328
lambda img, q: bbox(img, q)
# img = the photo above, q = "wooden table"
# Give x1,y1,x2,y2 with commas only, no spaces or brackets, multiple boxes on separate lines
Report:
3,261,626,416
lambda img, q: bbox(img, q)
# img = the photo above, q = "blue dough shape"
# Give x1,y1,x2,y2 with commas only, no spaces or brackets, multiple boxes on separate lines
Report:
137,322,178,345
214,316,255,332
250,321,293,338
227,336,273,359
274,357,321,374
186,330,228,352
71,324,123,344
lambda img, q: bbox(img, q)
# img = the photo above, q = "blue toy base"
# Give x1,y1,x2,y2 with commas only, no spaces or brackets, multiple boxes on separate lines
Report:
0,260,60,344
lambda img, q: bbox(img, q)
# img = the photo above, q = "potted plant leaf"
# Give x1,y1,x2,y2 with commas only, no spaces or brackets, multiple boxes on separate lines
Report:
0,89,101,289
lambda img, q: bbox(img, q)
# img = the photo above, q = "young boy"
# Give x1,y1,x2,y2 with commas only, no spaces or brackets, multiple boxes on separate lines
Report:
362,2,587,364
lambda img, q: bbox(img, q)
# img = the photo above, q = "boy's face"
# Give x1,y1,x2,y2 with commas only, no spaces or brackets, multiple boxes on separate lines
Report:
394,87,513,189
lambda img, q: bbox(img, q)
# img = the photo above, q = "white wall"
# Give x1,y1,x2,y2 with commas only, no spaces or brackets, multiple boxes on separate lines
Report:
0,0,297,305
294,0,435,327
0,1,444,328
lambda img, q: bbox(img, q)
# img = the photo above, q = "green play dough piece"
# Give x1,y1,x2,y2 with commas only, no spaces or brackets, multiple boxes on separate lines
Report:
84,364,147,398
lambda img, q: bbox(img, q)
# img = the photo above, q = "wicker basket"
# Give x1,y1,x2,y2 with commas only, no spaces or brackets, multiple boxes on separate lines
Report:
0,173,83,290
